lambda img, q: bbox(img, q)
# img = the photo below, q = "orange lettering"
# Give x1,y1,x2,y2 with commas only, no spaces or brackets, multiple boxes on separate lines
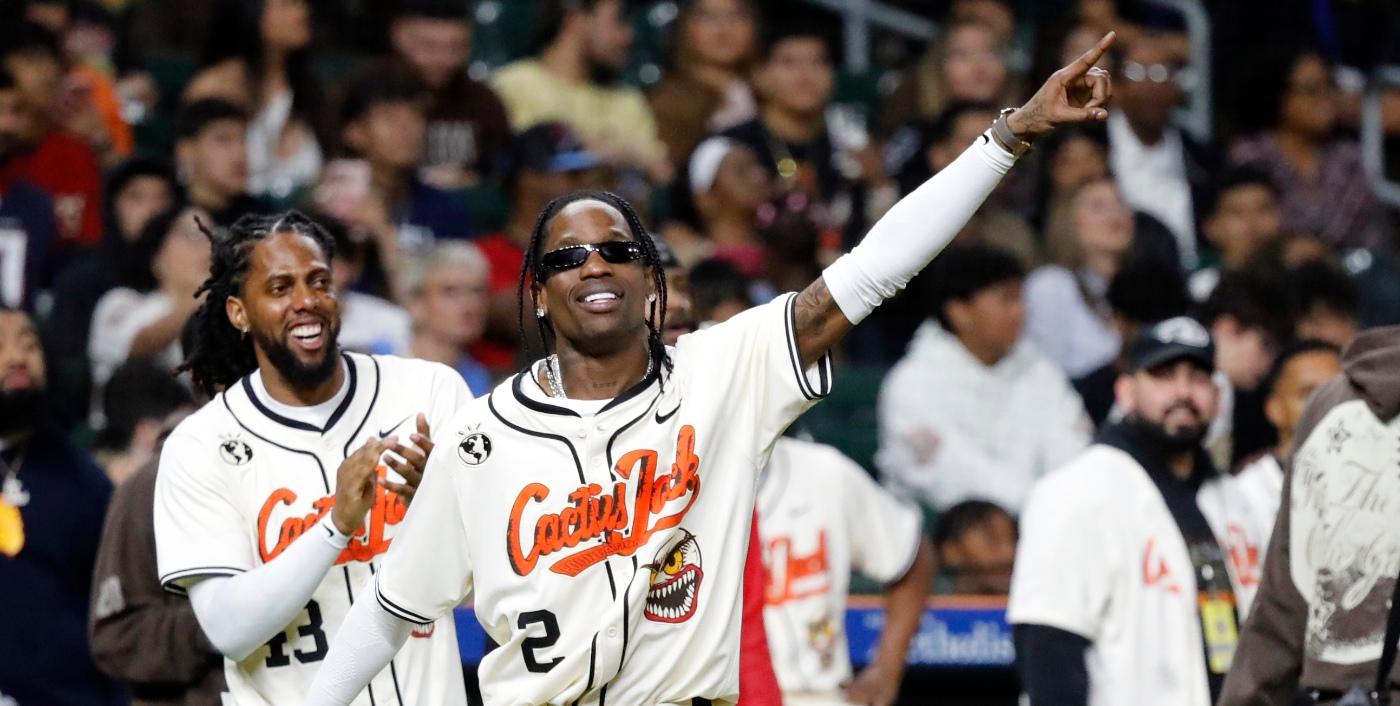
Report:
257,467,408,565
506,425,704,578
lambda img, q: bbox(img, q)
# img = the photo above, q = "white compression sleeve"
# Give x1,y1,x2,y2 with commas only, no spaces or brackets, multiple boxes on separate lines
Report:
306,580,414,706
822,131,1018,324
188,516,350,661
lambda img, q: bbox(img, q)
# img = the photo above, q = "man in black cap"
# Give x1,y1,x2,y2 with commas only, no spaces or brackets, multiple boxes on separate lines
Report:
472,122,600,372
1008,316,1272,706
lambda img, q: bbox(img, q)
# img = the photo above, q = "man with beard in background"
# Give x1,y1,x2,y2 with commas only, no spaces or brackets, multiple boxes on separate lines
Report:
1009,317,1272,706
0,306,124,705
151,212,472,704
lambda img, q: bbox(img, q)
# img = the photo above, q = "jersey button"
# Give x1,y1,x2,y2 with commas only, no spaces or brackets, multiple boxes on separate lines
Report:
606,627,618,639
573,428,586,439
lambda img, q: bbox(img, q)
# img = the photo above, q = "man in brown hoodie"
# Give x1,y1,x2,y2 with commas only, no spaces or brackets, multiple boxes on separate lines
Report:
1221,326,1400,704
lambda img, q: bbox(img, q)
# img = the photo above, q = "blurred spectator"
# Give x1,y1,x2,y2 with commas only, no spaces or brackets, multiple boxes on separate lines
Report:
1030,123,1107,234
1188,166,1282,301
88,206,211,394
649,233,698,345
1073,253,1192,425
90,412,226,705
1012,317,1268,706
1199,266,1295,468
755,191,823,297
174,99,260,227
1108,33,1217,271
880,18,1015,135
388,0,510,189
932,499,1017,595
0,66,57,311
185,0,325,202
329,65,471,285
672,136,772,268
689,256,754,326
43,157,178,423
1229,46,1390,251
1025,177,1133,379
491,0,668,180
722,20,894,243
1290,260,1359,348
758,436,934,706
1221,327,1400,704
22,0,135,167
877,246,1090,514
648,0,758,168
472,123,601,372
0,305,124,705
324,216,412,357
401,241,492,396
1233,341,1340,530
0,21,103,248
91,358,195,486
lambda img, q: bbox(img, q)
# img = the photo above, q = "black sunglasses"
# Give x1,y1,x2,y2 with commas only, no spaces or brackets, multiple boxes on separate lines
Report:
538,241,645,276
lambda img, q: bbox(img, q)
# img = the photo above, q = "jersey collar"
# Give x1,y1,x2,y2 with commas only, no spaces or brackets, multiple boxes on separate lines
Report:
223,352,384,450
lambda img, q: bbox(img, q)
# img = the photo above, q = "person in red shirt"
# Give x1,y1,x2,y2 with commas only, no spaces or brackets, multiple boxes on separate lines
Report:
472,123,601,373
0,22,102,249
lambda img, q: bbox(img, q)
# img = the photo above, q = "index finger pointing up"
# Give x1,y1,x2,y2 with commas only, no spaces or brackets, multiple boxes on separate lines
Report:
1067,31,1116,77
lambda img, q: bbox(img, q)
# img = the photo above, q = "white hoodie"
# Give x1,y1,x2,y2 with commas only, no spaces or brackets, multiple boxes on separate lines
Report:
876,321,1092,513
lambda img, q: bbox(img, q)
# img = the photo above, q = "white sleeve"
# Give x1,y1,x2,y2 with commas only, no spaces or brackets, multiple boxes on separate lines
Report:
154,430,256,590
373,414,474,624
307,582,413,706
679,293,834,448
186,516,349,661
821,134,1017,325
1007,473,1115,639
837,453,923,584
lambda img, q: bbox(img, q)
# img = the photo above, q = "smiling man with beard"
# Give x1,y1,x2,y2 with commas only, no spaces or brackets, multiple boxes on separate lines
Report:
1010,316,1273,706
150,212,473,705
0,306,124,705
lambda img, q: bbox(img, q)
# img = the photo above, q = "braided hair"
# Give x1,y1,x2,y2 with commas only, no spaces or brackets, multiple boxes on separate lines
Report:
516,190,673,382
178,211,336,396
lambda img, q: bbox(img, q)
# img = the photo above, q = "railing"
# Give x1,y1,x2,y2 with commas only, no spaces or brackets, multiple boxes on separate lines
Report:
801,0,936,73
1362,65,1400,208
1142,0,1213,144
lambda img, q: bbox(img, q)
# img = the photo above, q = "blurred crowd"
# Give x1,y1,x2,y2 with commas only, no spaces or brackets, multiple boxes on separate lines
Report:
2,0,1400,701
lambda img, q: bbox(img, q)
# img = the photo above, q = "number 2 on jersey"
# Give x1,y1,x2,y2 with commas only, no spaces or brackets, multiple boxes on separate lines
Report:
265,600,329,667
518,610,563,673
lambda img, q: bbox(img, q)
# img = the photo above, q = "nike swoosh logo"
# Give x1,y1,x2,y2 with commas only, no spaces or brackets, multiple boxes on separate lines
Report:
654,399,682,424
378,415,411,438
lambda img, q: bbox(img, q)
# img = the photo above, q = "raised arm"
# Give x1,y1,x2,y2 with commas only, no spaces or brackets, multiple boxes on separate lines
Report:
794,33,1115,368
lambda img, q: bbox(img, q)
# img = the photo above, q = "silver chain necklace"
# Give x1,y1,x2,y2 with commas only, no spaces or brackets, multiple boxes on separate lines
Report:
545,353,654,400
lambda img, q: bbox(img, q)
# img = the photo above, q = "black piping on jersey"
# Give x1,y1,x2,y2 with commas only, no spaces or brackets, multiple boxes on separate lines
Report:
376,585,435,624
222,393,332,494
510,364,662,418
489,391,587,485
367,563,407,704
340,356,383,458
783,295,833,401
241,352,359,434
158,565,245,595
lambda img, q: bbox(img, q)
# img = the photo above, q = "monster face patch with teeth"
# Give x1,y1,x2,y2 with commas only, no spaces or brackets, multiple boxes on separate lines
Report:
645,530,703,623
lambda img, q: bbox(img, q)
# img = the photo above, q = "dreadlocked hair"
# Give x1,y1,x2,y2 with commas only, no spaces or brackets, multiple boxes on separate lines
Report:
178,211,337,396
516,190,674,386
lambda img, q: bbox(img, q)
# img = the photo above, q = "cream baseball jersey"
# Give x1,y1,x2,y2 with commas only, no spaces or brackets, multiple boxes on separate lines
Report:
1008,445,1271,706
756,437,921,700
153,352,472,706
374,293,834,706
